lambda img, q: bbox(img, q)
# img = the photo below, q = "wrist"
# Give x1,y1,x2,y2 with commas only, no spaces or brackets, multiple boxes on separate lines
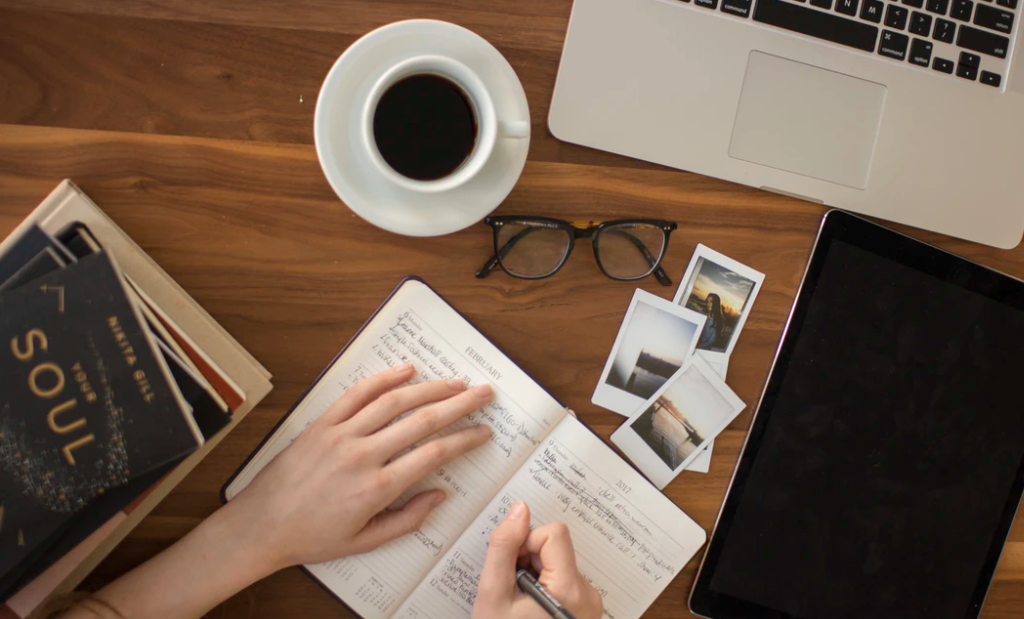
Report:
199,501,285,583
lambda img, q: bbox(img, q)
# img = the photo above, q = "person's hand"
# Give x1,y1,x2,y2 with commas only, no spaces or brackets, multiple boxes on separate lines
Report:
225,363,494,572
473,502,604,619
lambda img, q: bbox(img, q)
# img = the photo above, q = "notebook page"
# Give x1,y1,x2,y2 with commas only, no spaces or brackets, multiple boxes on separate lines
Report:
394,415,707,619
224,279,567,619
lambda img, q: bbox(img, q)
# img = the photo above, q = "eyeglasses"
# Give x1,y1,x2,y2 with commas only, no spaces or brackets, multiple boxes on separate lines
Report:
476,217,677,285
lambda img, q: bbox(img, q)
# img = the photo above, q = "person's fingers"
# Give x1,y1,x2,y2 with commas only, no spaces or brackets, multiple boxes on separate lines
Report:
476,502,532,610
347,378,467,436
383,424,492,487
317,364,416,426
523,522,580,575
349,490,447,554
371,384,493,456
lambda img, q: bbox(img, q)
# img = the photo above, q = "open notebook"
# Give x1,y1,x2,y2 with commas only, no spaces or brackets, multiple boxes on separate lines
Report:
223,278,706,619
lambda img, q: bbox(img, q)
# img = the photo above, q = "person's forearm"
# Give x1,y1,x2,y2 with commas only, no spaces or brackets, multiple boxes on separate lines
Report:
63,501,280,619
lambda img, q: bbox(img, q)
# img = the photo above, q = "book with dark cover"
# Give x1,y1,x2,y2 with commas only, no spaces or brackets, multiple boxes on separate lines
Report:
54,223,99,261
157,340,232,439
0,252,202,577
0,248,67,294
0,226,67,283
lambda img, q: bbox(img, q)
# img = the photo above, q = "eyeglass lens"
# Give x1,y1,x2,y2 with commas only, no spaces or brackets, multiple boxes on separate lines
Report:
597,223,666,279
496,223,572,278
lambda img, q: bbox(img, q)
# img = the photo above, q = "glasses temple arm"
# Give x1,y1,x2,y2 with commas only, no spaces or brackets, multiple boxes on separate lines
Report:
604,229,673,287
476,226,539,279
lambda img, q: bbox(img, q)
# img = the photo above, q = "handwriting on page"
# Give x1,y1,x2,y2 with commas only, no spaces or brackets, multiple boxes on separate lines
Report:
518,442,676,585
372,311,543,458
396,432,692,619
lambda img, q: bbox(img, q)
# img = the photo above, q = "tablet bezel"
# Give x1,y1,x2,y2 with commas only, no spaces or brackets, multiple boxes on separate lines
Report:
689,210,1024,619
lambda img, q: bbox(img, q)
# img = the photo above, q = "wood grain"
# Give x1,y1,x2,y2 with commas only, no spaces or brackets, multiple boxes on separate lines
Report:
0,2,1022,617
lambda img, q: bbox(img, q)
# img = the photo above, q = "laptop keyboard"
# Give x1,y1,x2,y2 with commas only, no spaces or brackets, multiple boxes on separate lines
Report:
680,0,1015,88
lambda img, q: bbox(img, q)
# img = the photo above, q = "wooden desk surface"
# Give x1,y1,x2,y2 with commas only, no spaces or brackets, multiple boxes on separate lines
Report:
1,1,1022,617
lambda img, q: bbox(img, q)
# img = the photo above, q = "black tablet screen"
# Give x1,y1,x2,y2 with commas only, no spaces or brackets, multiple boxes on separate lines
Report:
708,239,1024,619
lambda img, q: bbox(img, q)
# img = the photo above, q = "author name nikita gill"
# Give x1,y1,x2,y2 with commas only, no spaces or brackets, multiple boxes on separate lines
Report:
108,314,159,404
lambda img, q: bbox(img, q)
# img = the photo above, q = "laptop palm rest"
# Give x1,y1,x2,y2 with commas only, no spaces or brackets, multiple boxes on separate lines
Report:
729,52,887,190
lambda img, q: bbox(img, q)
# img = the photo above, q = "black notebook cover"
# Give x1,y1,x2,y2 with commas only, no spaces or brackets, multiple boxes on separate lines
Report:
0,252,200,576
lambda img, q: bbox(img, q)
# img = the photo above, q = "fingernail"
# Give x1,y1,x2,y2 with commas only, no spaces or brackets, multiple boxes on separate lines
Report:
475,424,492,437
431,492,448,508
394,363,414,373
447,378,466,390
473,383,493,397
507,501,526,520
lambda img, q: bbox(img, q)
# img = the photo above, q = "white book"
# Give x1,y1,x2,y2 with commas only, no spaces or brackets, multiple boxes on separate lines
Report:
224,278,706,619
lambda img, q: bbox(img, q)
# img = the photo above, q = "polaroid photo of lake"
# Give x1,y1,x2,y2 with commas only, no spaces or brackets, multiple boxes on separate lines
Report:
592,289,706,416
673,245,765,363
611,355,746,489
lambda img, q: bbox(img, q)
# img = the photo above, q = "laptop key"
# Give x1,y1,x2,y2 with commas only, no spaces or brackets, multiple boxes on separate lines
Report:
909,37,934,64
956,62,978,79
722,0,754,17
933,56,955,71
879,29,911,57
753,0,880,52
980,70,1001,86
903,0,926,6
959,50,982,65
695,0,719,9
837,0,860,15
934,17,957,40
996,0,1016,8
926,0,949,12
974,4,1013,32
886,4,910,27
910,10,934,32
862,0,885,21
957,24,1009,56
950,0,973,19
811,0,833,9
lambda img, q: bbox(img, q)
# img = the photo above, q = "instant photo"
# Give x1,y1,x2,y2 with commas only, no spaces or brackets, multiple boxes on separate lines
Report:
592,290,705,416
683,350,729,473
611,355,745,489
674,245,764,363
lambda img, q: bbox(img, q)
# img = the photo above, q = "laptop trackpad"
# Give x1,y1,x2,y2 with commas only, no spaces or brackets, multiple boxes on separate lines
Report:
729,52,887,190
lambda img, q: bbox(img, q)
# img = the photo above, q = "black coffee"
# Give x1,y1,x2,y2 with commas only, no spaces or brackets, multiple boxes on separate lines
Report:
373,74,478,181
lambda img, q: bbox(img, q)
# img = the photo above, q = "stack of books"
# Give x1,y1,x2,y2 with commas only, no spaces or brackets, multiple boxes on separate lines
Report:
0,181,272,618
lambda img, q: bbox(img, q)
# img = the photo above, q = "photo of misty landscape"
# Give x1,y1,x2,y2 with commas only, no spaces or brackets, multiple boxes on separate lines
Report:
682,258,757,353
606,301,699,399
629,365,734,469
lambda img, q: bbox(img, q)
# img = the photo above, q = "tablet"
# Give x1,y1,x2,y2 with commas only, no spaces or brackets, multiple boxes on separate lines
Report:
690,211,1024,619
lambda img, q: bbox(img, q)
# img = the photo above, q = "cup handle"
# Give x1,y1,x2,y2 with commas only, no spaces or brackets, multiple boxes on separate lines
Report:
498,120,530,139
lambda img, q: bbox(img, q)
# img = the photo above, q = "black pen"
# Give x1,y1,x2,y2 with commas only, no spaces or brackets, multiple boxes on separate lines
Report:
516,569,579,619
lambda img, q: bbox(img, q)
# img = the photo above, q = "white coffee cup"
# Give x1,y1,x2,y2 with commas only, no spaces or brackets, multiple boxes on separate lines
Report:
361,54,530,194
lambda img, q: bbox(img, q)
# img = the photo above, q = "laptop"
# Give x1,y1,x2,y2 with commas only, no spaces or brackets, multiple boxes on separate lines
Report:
549,0,1024,248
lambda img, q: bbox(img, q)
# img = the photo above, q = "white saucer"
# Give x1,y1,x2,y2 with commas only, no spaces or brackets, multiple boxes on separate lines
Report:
314,20,531,237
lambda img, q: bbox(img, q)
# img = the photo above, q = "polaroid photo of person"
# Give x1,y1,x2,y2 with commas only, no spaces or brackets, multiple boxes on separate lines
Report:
674,245,765,364
611,355,746,489
592,289,706,416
